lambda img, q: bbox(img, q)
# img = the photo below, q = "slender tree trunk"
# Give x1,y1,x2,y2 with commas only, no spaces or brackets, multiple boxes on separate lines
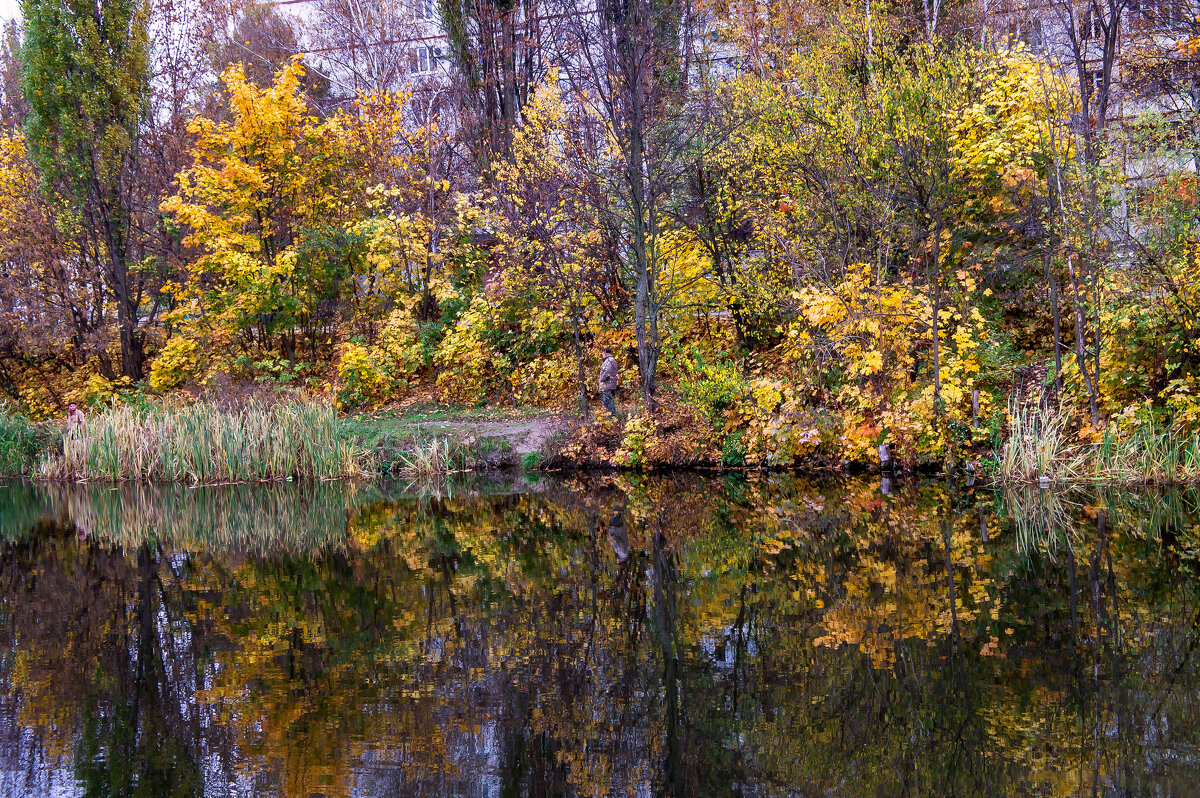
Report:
629,100,657,410
1090,250,1103,401
930,229,943,419
501,12,516,155
570,301,589,421
105,218,143,381
1066,253,1100,426
1045,251,1064,400
1043,71,1100,426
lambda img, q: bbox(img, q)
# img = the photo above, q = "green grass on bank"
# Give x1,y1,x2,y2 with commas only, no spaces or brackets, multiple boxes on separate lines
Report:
359,402,561,424
339,403,548,475
341,403,557,446
343,420,520,475
15,396,1200,484
14,396,1200,484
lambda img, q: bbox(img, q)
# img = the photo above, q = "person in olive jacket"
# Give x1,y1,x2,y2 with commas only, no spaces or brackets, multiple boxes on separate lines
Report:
598,348,619,417
65,401,86,433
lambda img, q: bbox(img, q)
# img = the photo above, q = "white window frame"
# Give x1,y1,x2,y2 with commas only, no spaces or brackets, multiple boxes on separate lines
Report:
412,45,441,74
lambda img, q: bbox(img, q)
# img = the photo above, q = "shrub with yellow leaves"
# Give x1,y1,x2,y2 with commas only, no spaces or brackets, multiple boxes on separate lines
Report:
336,343,385,409
510,352,578,409
723,379,826,466
614,414,659,468
784,263,994,462
434,297,507,406
335,306,429,409
149,337,202,393
679,357,748,425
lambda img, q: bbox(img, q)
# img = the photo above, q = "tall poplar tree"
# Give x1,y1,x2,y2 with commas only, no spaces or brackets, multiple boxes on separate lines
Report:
21,0,152,380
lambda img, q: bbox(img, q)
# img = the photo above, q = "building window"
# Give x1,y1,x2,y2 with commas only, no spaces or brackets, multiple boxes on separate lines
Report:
1019,18,1044,48
1164,0,1189,26
1126,182,1144,216
412,45,441,74
1168,117,1189,149
419,0,436,20
1133,0,1191,26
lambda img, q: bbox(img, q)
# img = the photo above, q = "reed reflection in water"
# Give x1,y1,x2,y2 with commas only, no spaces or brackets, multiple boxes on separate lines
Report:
0,474,1198,797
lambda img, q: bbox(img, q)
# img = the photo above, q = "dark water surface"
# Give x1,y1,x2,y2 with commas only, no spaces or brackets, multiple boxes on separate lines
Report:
1,473,1199,797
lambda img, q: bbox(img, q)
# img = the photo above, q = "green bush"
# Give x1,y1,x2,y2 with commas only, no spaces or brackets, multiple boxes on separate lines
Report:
0,409,45,477
721,429,747,467
679,356,749,426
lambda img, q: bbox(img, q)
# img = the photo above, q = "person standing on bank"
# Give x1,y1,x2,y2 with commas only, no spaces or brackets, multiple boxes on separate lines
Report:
65,401,85,433
598,347,619,417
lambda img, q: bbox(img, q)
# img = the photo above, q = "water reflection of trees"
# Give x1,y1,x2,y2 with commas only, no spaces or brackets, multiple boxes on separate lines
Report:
0,475,1198,796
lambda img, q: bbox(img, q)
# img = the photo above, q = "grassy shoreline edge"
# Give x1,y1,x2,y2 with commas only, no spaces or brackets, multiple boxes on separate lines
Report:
0,401,567,483
6,399,1200,485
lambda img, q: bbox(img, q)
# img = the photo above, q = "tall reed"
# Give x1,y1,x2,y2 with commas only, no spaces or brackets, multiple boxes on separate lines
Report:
1089,418,1200,483
397,433,465,477
39,400,367,483
999,399,1200,484
999,399,1085,483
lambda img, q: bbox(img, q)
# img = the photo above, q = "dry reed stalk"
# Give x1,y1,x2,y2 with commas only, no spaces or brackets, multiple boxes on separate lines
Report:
38,400,364,484
1000,398,1200,485
398,435,456,477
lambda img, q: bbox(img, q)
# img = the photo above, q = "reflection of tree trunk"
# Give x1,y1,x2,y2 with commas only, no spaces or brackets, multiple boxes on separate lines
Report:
941,516,960,658
652,527,682,796
134,544,156,722
609,535,646,783
728,582,749,717
498,646,531,798
424,575,436,651
1089,523,1104,793
1064,533,1087,788
286,625,304,681
77,543,203,795
1100,511,1135,791
439,553,465,642
1067,538,1079,661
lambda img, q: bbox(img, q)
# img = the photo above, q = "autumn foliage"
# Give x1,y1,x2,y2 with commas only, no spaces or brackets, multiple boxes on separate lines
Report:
2,0,1198,475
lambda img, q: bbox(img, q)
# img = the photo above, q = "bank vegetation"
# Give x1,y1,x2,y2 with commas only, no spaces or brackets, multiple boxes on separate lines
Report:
1,0,1197,482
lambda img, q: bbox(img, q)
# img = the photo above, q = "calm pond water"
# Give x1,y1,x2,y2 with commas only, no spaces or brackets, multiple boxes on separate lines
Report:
0,473,1198,797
